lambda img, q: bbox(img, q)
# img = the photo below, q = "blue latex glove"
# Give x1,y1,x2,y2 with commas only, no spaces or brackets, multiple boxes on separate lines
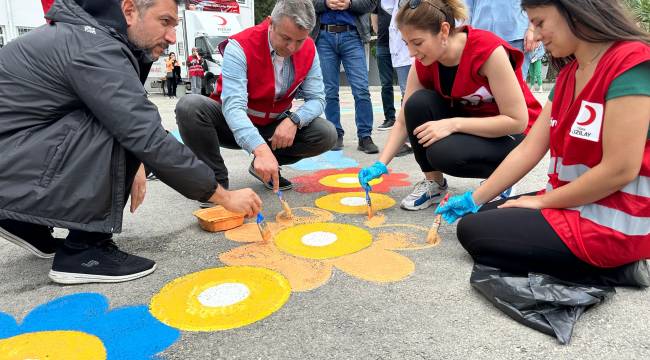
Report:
358,161,388,190
435,191,481,223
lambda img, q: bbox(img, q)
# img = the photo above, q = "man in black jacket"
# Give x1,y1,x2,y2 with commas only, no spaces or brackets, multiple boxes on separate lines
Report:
0,0,261,284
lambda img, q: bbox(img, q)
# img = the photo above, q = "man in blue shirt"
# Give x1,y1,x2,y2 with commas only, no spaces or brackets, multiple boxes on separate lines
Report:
465,0,543,78
176,0,337,196
310,0,379,154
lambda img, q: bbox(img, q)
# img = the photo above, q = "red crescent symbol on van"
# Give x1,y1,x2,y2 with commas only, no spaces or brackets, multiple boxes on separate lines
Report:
213,15,227,26
577,104,597,126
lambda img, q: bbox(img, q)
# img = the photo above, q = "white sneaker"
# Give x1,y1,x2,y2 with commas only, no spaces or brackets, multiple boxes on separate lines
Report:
400,178,448,211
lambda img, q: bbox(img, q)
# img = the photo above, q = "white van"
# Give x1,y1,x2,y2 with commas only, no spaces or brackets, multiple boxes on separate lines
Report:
147,4,254,95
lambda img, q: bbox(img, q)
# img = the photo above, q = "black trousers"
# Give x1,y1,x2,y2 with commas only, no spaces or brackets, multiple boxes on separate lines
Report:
166,76,177,97
175,94,338,188
457,193,645,286
403,89,523,178
2,151,141,247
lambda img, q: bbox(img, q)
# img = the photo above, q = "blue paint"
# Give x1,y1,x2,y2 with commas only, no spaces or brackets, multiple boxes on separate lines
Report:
288,150,358,171
170,129,184,144
0,293,179,359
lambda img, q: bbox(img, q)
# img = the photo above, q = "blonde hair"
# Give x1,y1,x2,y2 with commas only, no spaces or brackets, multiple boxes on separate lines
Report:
396,0,468,35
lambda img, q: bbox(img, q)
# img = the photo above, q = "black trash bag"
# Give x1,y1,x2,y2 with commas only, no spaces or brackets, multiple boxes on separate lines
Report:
470,264,615,345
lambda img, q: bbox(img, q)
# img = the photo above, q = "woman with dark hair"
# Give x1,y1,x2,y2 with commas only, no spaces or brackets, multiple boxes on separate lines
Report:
358,0,542,211
165,52,180,99
437,0,650,285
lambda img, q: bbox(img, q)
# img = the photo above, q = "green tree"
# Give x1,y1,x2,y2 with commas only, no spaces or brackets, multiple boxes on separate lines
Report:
254,0,276,24
623,0,650,32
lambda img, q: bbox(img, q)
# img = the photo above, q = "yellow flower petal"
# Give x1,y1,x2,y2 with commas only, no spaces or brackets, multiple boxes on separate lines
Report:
0,331,106,360
330,244,415,282
219,243,333,292
274,222,372,260
315,192,395,214
150,266,290,331
319,173,383,188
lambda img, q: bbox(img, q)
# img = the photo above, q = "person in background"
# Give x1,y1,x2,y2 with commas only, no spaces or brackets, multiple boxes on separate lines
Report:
310,0,380,154
0,0,261,284
527,46,544,91
359,0,541,211
176,0,337,198
371,2,413,156
165,51,180,98
187,47,205,95
464,0,539,79
437,0,650,285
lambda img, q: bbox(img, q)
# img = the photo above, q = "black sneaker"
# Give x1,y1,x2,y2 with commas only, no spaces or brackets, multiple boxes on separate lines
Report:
357,136,379,154
332,134,344,151
248,163,293,190
0,219,61,258
49,240,156,284
378,119,395,131
395,143,414,157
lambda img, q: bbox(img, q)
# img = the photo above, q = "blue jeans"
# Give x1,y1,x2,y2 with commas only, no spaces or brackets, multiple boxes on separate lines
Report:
317,30,373,138
395,65,410,97
508,39,531,80
375,45,395,122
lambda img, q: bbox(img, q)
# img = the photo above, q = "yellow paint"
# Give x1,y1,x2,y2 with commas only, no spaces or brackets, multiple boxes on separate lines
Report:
364,213,386,228
275,207,335,227
318,173,383,188
0,330,106,360
150,266,291,331
220,242,333,292
274,222,372,259
315,192,396,214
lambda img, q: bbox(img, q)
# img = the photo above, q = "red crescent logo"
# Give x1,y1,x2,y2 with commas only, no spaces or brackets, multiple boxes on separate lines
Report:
213,15,227,26
577,104,597,126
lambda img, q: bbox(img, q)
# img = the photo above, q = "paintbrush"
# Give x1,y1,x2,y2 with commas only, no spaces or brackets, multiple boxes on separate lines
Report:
365,187,374,220
426,193,451,244
256,213,272,243
277,190,293,218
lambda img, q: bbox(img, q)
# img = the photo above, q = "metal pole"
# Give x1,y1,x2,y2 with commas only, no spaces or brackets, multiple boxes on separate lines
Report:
5,0,17,42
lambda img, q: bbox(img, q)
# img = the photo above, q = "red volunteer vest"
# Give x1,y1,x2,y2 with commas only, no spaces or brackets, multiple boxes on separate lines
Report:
542,41,650,267
415,26,541,133
211,20,315,126
187,55,204,78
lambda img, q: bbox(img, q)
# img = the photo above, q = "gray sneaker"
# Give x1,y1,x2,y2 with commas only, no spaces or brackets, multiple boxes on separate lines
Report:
400,178,448,211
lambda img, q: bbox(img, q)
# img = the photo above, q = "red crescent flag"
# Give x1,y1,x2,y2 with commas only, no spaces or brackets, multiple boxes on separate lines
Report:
41,0,55,14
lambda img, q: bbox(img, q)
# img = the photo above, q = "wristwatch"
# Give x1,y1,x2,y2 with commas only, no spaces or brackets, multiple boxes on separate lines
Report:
288,111,301,128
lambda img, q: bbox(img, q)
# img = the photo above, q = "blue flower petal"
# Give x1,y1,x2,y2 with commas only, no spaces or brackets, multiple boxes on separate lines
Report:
0,312,19,338
0,293,179,359
21,293,108,333
288,151,358,171
91,305,179,360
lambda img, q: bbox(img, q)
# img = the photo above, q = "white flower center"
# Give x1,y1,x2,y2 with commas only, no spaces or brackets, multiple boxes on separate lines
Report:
197,283,250,307
340,197,367,207
301,231,338,247
336,177,360,184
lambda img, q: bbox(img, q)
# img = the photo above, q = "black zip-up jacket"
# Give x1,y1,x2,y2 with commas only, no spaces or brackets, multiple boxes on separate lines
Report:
0,0,217,233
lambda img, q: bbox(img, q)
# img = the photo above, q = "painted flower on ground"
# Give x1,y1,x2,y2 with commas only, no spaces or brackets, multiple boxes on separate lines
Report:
0,293,179,360
150,266,291,332
287,151,358,171
290,167,410,193
219,207,436,292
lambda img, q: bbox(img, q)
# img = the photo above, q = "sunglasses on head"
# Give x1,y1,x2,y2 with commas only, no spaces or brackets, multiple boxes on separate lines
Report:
408,0,444,12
